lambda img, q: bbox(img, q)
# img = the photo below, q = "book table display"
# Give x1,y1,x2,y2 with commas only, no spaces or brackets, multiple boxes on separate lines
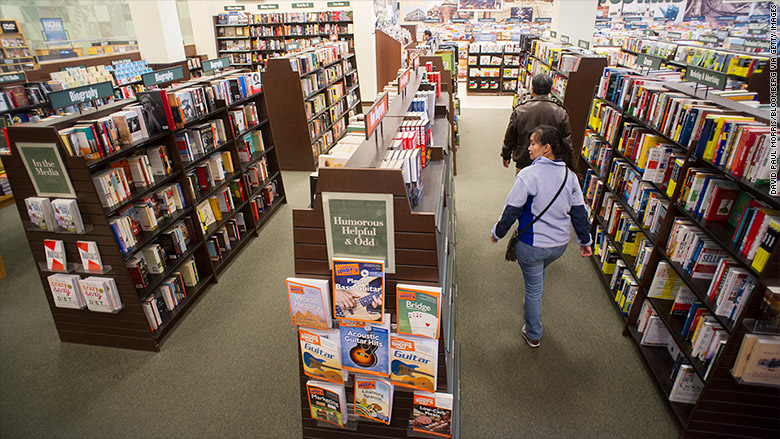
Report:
580,68,779,438
290,67,460,438
4,71,286,351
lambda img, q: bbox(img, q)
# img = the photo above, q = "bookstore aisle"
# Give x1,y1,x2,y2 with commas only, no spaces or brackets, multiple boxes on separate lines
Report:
453,106,678,437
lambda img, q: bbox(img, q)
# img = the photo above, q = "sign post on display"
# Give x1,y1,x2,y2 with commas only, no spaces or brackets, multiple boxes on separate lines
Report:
48,81,114,109
141,66,185,87
397,69,411,97
202,56,231,73
637,54,663,70
364,93,389,142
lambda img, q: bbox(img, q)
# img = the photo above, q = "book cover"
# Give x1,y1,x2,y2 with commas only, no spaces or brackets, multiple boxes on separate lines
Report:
300,328,343,384
389,334,438,392
354,376,393,425
78,276,121,313
396,284,441,339
668,364,704,404
25,197,56,230
47,273,86,309
76,241,103,272
44,239,66,271
412,392,453,438
287,278,332,330
332,258,385,324
340,318,390,377
306,380,348,428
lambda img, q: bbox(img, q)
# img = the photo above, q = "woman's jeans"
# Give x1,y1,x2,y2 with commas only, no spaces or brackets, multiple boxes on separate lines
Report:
516,240,568,340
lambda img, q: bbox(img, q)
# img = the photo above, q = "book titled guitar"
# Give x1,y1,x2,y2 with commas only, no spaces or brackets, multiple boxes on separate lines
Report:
389,335,438,392
332,258,385,324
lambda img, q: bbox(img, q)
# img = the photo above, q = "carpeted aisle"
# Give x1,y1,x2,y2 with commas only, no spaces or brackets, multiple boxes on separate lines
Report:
454,107,679,438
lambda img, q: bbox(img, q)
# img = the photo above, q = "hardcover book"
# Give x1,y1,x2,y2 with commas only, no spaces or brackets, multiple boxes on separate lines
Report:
396,284,442,339
44,239,66,271
354,376,393,425
332,258,385,324
25,197,56,230
340,317,390,377
668,364,703,404
286,278,332,330
76,241,103,272
306,380,348,428
412,392,453,438
389,334,438,392
47,273,86,309
300,328,344,384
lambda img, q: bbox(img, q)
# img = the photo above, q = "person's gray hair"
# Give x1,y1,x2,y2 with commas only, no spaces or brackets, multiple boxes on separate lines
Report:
531,74,552,96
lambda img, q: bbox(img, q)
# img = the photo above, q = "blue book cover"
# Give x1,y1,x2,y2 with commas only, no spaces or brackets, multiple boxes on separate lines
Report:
340,318,389,377
681,302,702,339
694,118,716,158
332,258,385,324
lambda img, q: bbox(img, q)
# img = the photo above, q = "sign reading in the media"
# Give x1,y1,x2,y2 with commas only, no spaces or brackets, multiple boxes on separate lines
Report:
744,39,770,50
534,17,551,23
637,54,663,70
110,58,133,67
327,1,350,6
258,4,279,9
203,56,231,72
364,93,389,140
684,66,727,90
224,5,245,11
397,69,411,93
578,39,590,50
0,72,26,84
142,66,184,87
550,30,557,38
0,20,19,34
16,142,76,199
479,18,496,22
48,81,114,109
560,34,570,44
452,18,468,23
668,31,682,40
292,2,314,8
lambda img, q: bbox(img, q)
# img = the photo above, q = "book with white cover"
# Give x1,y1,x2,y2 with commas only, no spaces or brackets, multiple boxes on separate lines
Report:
76,241,103,272
25,197,56,230
51,198,85,233
44,239,66,271
287,277,332,330
47,273,86,309
668,364,703,404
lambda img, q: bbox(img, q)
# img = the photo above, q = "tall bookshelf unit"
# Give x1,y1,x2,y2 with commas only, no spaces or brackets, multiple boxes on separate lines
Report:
3,76,286,352
264,43,362,171
466,43,521,95
0,20,38,73
214,10,354,71
580,77,779,437
291,67,460,438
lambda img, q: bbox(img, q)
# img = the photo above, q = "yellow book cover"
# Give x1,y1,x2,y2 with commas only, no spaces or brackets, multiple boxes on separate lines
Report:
637,133,663,170
300,328,343,384
589,100,602,131
220,151,234,173
208,196,222,221
704,116,754,161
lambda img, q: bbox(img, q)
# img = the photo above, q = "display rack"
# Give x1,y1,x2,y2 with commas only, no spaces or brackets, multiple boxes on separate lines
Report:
291,67,460,438
3,74,286,351
580,75,779,437
0,19,38,73
466,43,521,95
264,44,362,171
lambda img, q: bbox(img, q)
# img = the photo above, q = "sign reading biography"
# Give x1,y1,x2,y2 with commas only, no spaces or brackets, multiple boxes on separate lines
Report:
322,192,395,272
16,142,76,198
202,56,231,72
258,4,279,9
364,93,389,140
684,66,727,90
48,81,113,109
142,66,184,87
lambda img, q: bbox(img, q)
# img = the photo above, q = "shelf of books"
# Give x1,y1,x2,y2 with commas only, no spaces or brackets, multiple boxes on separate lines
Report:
288,65,460,438
264,41,362,172
581,66,779,437
214,10,354,71
524,40,608,171
3,70,286,352
465,42,521,95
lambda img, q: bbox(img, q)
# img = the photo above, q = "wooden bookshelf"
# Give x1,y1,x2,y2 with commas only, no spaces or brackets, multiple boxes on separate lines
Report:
466,44,522,96
3,79,286,351
264,45,362,171
376,29,404,92
291,67,460,438
580,80,780,437
0,20,37,73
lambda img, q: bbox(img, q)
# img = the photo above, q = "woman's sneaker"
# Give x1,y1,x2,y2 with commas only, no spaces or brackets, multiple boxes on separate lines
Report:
521,325,540,348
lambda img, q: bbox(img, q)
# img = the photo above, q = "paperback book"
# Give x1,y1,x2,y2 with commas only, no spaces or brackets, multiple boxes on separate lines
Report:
354,376,393,425
46,273,86,309
412,392,453,438
286,277,332,330
78,276,122,313
389,334,438,392
340,316,390,377
306,380,348,428
332,258,385,324
396,284,441,339
300,328,344,384
24,197,56,230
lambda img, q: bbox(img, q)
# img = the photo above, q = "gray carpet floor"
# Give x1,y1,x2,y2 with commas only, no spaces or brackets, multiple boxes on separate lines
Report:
0,107,679,438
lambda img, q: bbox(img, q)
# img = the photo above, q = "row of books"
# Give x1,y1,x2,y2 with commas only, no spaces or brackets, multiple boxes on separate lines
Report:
732,333,780,386
141,258,199,330
25,197,85,233
380,148,423,208
581,131,612,177
110,184,186,255
467,42,521,54
59,104,153,159
176,119,229,162
236,129,267,163
0,82,49,112
47,274,122,313
206,217,245,262
42,239,101,272
218,10,352,25
194,180,241,234
467,67,501,78
289,42,350,75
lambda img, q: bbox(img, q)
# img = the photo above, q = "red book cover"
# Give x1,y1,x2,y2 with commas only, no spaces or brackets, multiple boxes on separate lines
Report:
194,166,211,191
740,208,767,257
732,128,769,178
704,187,741,222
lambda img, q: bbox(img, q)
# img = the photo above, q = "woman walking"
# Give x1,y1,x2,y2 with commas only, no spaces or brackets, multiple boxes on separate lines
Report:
490,125,593,348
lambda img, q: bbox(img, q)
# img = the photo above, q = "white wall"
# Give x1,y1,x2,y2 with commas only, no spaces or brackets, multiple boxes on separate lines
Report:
128,0,185,64
551,0,597,47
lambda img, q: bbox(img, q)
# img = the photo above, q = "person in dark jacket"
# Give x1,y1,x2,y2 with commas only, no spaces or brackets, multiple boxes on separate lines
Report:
491,125,592,348
501,74,572,171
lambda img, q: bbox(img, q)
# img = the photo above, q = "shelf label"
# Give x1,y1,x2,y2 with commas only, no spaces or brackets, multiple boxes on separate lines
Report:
475,33,497,42
623,17,642,22
550,30,557,38
506,18,521,23
0,20,19,34
110,58,133,67
15,142,76,198
423,18,440,23
202,56,231,72
310,37,322,46
560,34,570,44
716,16,736,21
413,55,419,69
479,18,496,22
48,81,114,109
224,5,245,11
684,66,727,90
257,4,279,9
684,16,705,22
698,35,719,44
743,39,770,50
142,66,184,87
577,39,590,50
322,192,396,273
667,31,682,40
285,41,300,51
327,1,350,6
748,29,768,36
364,92,389,140
292,2,314,8
534,17,551,23
451,18,468,23
637,53,663,69
397,69,411,93
653,17,666,22
0,71,26,84
750,14,770,21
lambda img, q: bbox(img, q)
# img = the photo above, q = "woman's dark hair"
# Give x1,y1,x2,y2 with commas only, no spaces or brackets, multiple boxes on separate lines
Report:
532,125,573,169
424,30,432,37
